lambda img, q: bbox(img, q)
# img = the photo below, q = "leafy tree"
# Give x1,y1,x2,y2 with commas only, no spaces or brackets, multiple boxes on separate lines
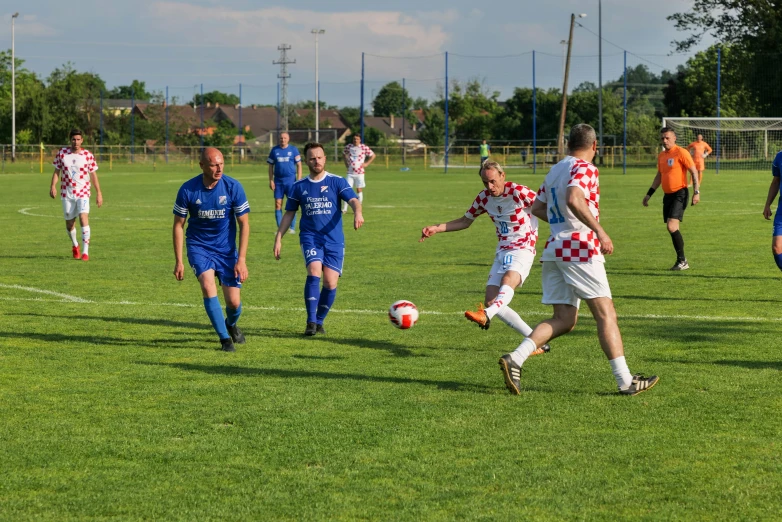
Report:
192,90,240,106
372,81,413,118
45,63,106,142
107,80,152,101
0,51,48,143
417,107,448,147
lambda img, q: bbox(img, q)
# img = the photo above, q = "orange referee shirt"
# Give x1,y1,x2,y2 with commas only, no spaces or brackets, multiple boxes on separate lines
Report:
657,145,695,194
687,141,712,169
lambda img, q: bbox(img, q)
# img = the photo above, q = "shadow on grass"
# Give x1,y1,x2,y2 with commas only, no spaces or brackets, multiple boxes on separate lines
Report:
6,312,210,331
648,358,782,371
608,268,781,282
0,254,67,260
0,330,197,349
290,354,346,361
140,361,495,393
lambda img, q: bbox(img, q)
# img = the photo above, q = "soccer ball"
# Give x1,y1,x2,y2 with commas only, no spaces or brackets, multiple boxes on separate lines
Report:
388,300,419,329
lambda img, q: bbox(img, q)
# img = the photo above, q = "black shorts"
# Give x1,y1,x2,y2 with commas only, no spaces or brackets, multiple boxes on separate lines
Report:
662,188,688,223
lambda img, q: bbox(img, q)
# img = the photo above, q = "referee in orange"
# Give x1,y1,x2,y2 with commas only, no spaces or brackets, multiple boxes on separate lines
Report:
687,134,712,187
643,127,700,271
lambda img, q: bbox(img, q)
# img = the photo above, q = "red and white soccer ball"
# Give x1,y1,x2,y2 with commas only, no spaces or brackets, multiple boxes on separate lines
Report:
388,300,419,329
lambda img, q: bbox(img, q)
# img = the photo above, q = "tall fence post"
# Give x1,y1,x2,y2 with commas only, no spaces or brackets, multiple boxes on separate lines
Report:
239,83,243,151
623,50,627,175
200,83,204,150
130,89,135,163
276,82,280,135
716,46,721,175
99,89,104,162
360,52,365,143
165,86,169,164
444,51,449,173
532,50,537,174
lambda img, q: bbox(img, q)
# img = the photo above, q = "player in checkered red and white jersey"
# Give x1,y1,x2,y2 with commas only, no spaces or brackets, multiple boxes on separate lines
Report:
420,161,549,352
49,129,103,261
498,124,659,397
341,134,375,213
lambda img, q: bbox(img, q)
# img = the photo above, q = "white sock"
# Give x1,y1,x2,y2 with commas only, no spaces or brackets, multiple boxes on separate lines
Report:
494,306,533,336
609,356,633,390
82,226,91,255
485,285,515,319
358,192,364,204
510,337,537,366
67,228,78,247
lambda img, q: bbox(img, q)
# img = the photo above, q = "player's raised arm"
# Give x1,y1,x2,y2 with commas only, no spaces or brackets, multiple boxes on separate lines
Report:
419,216,473,242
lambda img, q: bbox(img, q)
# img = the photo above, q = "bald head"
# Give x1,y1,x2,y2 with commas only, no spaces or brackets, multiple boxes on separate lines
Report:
200,147,225,183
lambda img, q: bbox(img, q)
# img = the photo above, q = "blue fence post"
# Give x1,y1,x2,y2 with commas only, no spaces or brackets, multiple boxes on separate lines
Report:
716,46,721,175
199,83,204,150
623,50,627,175
130,89,134,163
444,51,449,173
165,86,169,164
276,82,280,134
360,52,365,143
238,83,242,145
99,90,104,162
532,50,536,174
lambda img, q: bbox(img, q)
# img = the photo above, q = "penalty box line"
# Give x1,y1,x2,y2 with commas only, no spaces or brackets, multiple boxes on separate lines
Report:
0,295,781,323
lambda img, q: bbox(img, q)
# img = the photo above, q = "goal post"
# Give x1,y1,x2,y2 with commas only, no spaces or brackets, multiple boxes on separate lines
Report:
662,117,782,173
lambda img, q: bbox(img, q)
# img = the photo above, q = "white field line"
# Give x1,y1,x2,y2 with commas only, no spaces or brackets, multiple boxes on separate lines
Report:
0,284,91,303
0,294,780,323
18,207,164,221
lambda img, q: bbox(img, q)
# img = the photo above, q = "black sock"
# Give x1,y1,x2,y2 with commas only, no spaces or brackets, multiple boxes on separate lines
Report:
670,230,685,261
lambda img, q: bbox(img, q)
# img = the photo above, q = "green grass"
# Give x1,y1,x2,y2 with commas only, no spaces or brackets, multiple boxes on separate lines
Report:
1,166,781,520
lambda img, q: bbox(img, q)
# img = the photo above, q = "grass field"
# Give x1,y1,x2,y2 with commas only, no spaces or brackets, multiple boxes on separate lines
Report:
1,165,781,520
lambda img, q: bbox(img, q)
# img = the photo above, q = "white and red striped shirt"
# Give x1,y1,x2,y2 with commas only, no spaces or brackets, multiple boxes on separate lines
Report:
537,156,602,263
344,143,374,175
464,182,538,252
53,147,98,199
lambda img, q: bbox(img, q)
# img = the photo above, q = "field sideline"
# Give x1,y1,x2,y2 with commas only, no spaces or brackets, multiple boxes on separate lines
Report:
1,166,780,519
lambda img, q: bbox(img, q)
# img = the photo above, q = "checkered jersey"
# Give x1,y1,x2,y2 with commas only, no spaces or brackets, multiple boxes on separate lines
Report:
344,144,374,175
537,156,603,263
464,182,538,252
53,147,98,199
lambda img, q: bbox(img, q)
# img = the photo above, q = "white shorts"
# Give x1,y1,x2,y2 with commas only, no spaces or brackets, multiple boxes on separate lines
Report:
62,197,90,220
486,249,535,287
541,259,612,308
346,173,366,189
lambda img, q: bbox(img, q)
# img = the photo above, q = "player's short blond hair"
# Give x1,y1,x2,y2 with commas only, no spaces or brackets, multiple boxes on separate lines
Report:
480,159,505,176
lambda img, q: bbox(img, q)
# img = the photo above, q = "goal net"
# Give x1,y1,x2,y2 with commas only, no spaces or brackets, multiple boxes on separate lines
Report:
662,117,782,172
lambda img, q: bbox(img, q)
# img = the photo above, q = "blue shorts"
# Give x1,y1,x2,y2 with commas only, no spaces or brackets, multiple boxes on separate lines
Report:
274,178,295,200
300,236,344,274
774,208,782,237
187,249,242,288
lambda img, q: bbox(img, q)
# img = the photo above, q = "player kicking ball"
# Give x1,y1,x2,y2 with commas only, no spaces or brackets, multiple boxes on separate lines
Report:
49,128,103,261
173,147,251,352
419,160,549,356
274,142,364,336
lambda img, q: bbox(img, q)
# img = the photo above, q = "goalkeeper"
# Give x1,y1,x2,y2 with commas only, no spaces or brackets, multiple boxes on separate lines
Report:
686,134,712,186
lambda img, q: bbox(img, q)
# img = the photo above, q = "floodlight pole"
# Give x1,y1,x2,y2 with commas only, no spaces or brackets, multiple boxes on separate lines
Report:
11,12,19,162
312,29,325,142
598,0,603,165
557,15,576,158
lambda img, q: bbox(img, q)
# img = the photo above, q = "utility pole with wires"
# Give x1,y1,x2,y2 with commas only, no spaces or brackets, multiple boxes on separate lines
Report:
273,44,295,132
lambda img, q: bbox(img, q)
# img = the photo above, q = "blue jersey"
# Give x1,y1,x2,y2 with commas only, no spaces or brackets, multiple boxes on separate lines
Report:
173,174,250,255
267,145,301,180
773,151,782,178
286,172,358,244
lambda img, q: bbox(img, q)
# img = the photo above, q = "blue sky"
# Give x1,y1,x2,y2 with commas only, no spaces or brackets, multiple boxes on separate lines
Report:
1,0,706,107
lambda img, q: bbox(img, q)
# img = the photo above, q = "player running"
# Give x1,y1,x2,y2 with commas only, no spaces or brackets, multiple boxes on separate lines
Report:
686,134,712,186
499,124,658,396
274,142,364,336
341,134,375,214
49,128,103,261
267,132,302,234
173,147,251,352
419,160,549,356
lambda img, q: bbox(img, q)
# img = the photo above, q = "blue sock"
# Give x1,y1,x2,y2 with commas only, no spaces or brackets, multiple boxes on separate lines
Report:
305,276,320,323
316,287,337,324
290,214,296,231
275,210,282,227
204,296,229,339
226,303,242,326
774,252,782,271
